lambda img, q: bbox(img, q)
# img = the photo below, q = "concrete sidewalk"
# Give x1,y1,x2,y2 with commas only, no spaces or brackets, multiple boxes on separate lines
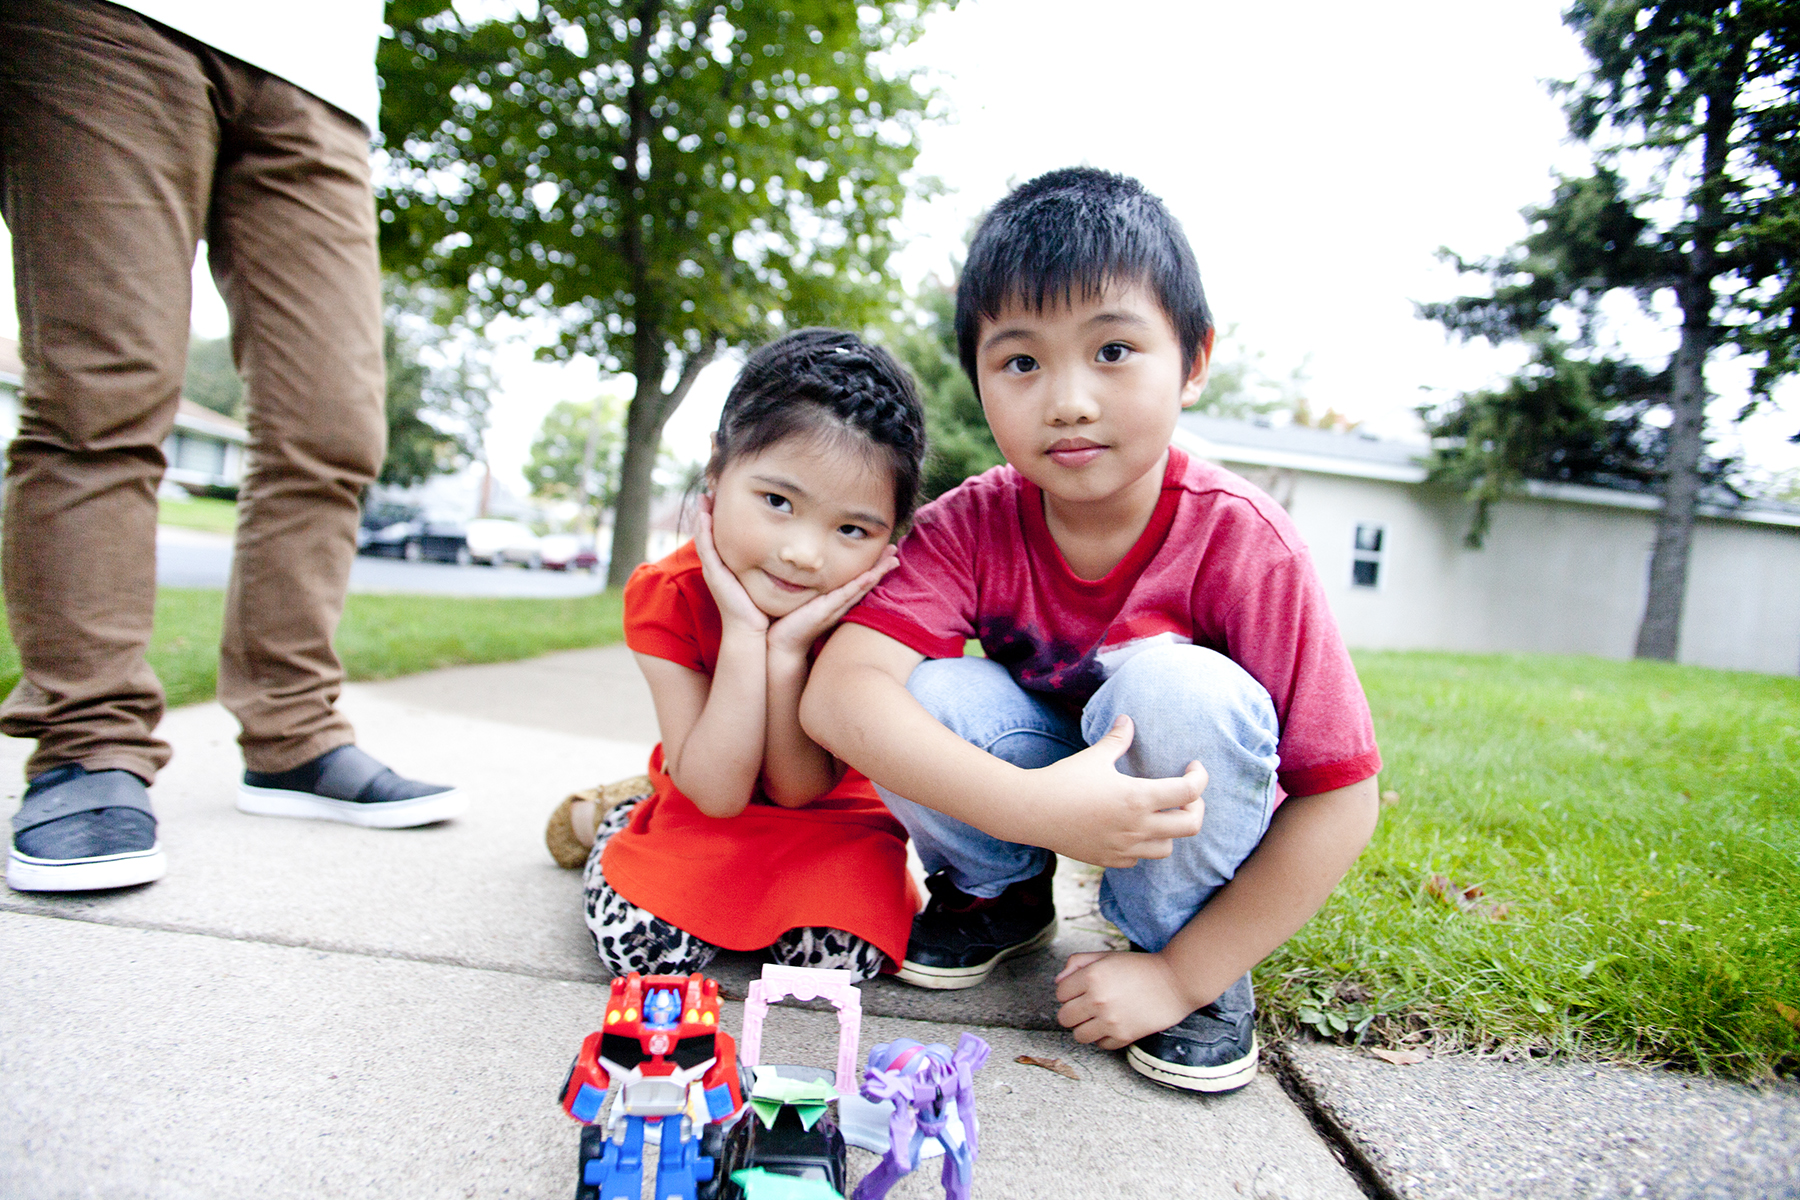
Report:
4,645,1796,1199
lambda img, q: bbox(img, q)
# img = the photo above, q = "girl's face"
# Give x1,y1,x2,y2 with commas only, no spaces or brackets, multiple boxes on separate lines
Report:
708,433,897,619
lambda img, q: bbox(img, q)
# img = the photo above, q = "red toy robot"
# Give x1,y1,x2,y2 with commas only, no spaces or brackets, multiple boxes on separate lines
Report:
560,972,747,1200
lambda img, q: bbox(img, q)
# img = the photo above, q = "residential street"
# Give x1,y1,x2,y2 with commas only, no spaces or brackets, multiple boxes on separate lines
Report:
155,526,608,597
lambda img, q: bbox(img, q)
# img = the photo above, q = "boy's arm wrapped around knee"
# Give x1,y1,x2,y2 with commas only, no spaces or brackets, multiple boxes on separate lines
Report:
1055,775,1381,1048
803,626,1205,868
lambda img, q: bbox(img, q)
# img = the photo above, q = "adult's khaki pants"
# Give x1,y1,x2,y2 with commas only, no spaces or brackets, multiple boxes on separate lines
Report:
0,0,386,782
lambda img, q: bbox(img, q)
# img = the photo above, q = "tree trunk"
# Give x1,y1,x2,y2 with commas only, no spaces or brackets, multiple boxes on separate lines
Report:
603,341,718,589
1632,318,1707,660
606,376,667,590
1633,81,1734,661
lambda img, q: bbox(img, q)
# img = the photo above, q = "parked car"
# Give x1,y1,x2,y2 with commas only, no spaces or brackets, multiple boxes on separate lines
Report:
538,533,602,573
464,518,543,568
357,505,470,564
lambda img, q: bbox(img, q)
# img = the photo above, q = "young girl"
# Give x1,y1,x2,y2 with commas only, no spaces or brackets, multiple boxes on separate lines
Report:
546,328,927,980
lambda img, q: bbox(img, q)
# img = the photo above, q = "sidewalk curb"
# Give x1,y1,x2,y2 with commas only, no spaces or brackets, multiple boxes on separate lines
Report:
1266,1040,1402,1200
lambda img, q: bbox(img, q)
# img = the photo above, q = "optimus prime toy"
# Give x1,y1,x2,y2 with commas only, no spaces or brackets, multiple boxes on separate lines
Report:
851,1034,990,1200
560,972,748,1200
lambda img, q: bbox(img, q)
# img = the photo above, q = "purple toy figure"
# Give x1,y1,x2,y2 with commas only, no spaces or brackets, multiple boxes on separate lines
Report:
852,1033,989,1200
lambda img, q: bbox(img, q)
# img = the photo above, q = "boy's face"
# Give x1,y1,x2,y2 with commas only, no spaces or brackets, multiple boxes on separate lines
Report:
974,280,1210,517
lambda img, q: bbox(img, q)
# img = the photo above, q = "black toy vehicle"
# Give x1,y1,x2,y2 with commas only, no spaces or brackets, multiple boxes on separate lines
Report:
698,1065,847,1200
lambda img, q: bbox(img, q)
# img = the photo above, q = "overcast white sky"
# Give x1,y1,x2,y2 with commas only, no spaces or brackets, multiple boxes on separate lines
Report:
3,0,1794,494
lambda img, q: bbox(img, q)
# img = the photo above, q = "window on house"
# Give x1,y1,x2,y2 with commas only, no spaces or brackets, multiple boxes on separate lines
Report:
1352,523,1385,589
171,432,226,477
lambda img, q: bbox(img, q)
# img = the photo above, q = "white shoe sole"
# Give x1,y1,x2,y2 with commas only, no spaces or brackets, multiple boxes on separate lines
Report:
7,844,167,892
1126,1034,1259,1094
894,919,1058,989
236,784,467,829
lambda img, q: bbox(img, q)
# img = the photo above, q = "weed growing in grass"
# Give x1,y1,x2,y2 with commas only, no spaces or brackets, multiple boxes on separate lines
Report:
1257,652,1800,1080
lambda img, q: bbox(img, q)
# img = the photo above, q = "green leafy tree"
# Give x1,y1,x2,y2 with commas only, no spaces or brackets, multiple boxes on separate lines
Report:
1418,337,1739,546
379,283,494,489
378,0,950,586
1422,3,1800,661
527,394,626,530
182,336,244,419
883,281,1001,503
1197,327,1308,423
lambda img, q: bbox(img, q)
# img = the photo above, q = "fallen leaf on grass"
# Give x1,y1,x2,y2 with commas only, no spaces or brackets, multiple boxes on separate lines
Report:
1775,1001,1800,1031
1367,1048,1428,1066
1426,873,1511,921
1014,1055,1080,1080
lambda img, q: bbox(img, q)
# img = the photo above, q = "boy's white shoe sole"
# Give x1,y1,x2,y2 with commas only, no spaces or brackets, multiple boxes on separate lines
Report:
7,844,167,892
1125,1035,1259,1094
236,783,467,829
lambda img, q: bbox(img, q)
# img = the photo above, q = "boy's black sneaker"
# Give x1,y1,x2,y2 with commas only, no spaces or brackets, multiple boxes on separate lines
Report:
895,858,1057,989
237,745,465,828
7,764,167,893
1126,971,1259,1094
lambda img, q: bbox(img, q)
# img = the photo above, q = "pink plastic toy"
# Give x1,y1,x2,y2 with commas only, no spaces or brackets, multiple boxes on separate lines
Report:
738,965,864,1095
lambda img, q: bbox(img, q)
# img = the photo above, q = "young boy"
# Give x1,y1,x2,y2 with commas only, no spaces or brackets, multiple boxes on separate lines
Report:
799,167,1382,1094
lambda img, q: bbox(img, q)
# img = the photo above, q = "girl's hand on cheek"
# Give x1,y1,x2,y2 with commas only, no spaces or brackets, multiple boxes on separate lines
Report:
694,499,769,635
766,545,898,656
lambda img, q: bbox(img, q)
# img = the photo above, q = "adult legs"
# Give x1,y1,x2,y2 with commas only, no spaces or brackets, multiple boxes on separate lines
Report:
204,67,386,772
0,0,219,782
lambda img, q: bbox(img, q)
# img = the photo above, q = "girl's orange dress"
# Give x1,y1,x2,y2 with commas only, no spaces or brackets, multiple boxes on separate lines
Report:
597,541,921,962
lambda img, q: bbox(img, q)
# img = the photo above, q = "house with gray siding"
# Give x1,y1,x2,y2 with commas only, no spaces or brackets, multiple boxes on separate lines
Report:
1175,413,1800,677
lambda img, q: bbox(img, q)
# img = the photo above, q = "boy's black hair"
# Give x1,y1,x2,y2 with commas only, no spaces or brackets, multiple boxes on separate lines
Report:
954,167,1212,392
708,327,928,528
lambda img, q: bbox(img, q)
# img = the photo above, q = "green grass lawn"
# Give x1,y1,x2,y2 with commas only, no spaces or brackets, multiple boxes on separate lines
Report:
156,495,239,534
1259,651,1800,1080
0,587,626,710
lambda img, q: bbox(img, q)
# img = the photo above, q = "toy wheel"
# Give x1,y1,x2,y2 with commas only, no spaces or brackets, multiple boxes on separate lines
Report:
575,1124,608,1200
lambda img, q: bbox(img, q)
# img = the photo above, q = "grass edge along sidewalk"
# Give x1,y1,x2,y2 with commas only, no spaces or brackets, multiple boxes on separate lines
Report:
0,588,627,710
2,590,1795,1081
1264,650,1799,1083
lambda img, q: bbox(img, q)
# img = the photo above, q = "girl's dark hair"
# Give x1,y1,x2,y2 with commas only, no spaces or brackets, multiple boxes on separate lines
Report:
707,328,928,528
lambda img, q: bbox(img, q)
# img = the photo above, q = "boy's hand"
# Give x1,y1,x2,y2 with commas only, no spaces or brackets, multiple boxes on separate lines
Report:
1054,950,1196,1049
1030,716,1206,868
765,544,899,658
693,499,770,637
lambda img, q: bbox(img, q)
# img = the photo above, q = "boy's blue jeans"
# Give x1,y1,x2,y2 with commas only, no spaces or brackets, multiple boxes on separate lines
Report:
877,644,1280,955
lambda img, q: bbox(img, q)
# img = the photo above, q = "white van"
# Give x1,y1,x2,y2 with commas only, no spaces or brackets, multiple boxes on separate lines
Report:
463,518,542,568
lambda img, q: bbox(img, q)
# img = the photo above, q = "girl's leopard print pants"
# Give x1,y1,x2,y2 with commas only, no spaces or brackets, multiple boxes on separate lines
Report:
581,795,889,981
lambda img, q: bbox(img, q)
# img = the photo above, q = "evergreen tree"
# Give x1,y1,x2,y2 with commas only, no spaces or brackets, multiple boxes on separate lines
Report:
1422,3,1799,659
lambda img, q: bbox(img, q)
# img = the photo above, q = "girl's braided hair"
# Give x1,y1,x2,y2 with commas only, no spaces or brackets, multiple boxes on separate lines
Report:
707,328,928,527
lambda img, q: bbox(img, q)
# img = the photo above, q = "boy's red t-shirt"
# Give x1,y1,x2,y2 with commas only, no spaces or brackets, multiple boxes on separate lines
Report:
844,447,1381,798
598,540,921,960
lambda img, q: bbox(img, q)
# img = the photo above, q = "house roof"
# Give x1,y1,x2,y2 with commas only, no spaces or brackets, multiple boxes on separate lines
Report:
1175,413,1428,483
175,398,249,444
1175,411,1800,530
